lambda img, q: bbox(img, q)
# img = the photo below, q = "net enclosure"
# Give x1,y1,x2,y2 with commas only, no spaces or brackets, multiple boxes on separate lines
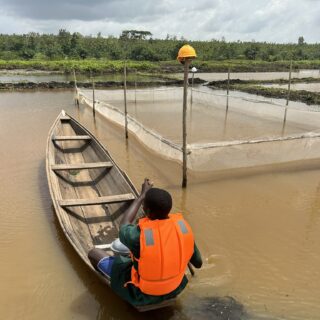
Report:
77,86,320,172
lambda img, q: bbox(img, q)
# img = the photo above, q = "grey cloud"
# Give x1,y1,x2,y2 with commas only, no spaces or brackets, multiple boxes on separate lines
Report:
0,0,319,43
0,0,168,21
198,0,320,42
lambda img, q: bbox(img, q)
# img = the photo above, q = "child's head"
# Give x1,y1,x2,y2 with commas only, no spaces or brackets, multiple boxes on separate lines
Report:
143,188,172,220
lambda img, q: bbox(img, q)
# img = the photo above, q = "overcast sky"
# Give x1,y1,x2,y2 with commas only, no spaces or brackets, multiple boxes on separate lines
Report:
0,0,319,43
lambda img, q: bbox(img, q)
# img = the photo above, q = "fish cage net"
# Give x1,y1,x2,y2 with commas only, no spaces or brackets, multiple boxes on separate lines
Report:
77,86,320,172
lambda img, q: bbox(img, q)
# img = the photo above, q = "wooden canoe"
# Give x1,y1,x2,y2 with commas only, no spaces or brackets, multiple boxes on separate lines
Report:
46,111,176,312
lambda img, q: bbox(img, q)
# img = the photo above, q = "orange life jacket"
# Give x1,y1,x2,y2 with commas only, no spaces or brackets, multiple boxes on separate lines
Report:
127,213,194,296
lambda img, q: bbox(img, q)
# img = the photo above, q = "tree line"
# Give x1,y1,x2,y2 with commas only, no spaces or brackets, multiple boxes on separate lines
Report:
0,30,319,61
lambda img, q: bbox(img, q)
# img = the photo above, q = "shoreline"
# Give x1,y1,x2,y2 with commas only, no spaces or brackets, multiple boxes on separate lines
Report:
1,59,320,74
0,78,205,91
208,79,320,105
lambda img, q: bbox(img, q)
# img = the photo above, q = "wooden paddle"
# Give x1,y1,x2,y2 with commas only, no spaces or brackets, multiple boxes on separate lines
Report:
188,262,195,276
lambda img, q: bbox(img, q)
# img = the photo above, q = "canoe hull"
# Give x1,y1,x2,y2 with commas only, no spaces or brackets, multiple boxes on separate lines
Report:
46,111,176,311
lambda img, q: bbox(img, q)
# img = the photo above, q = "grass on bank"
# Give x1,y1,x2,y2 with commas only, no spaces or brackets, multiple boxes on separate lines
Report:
0,60,157,73
1,59,320,74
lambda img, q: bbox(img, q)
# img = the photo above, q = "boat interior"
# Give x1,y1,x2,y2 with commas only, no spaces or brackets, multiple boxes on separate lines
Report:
47,113,141,257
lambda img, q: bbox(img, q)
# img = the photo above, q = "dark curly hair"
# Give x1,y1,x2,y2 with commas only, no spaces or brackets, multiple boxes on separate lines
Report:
144,188,172,219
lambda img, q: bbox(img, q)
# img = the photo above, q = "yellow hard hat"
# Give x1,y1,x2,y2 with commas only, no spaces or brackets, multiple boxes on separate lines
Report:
177,45,197,62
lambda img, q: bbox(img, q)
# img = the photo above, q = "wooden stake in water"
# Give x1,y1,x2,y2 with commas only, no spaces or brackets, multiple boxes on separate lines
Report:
226,66,231,114
286,60,293,106
282,60,293,135
182,59,191,188
223,66,231,137
124,61,128,139
191,72,195,105
73,69,77,89
91,71,96,117
190,67,197,106
135,69,137,104
73,69,79,107
227,66,230,97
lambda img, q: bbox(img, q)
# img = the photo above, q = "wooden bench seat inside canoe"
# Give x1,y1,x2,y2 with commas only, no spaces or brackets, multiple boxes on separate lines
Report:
51,161,113,171
53,135,91,141
59,193,135,207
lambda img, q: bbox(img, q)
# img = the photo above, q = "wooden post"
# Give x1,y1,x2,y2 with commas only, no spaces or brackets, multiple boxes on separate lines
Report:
182,59,191,188
191,72,195,105
223,96,229,137
91,70,96,117
226,66,231,114
282,60,292,135
92,80,96,117
134,69,137,104
282,107,288,136
124,61,128,139
73,69,79,107
286,60,293,106
73,69,77,89
227,66,230,96
222,67,231,137
177,44,196,188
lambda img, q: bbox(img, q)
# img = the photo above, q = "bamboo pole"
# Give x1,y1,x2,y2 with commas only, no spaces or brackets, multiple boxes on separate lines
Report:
124,61,128,139
134,69,137,104
191,72,195,105
223,67,231,137
227,66,230,97
286,60,293,106
91,70,96,117
182,59,191,188
226,66,230,114
282,60,293,135
223,95,229,137
73,69,77,89
73,69,79,107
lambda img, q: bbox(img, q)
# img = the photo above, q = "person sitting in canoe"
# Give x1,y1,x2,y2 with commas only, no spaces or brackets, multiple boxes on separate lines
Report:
88,178,202,306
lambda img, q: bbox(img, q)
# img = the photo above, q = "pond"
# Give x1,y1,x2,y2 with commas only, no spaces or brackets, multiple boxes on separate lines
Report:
1,89,320,320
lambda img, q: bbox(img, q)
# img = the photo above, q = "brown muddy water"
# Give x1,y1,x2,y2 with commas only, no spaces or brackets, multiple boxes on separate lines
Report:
0,71,160,83
174,70,320,82
263,82,320,93
1,90,320,320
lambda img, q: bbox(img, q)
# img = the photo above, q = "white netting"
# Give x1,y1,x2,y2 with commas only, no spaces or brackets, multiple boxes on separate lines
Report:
77,86,320,172
77,88,183,162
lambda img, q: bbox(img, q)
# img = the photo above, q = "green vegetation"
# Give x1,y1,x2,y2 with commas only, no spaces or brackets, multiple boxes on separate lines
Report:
1,30,320,61
161,60,320,72
0,59,157,73
0,30,320,73
1,59,320,74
